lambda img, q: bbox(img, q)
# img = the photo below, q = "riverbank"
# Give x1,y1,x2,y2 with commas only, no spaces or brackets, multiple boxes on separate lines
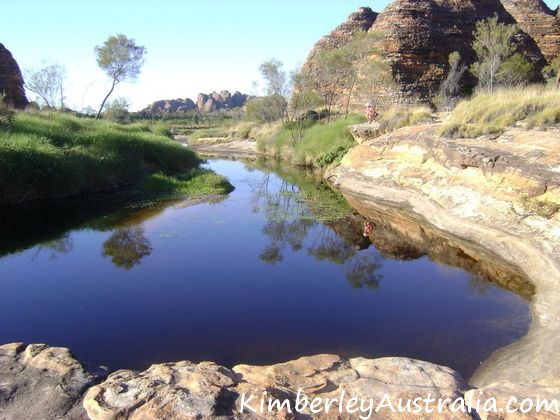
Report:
0,111,232,204
187,115,366,168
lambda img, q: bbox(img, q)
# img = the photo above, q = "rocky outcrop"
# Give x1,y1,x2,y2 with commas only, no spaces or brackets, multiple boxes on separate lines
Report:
303,1,548,106
372,0,545,103
3,344,558,418
140,90,249,117
0,343,104,419
305,7,378,61
501,0,560,61
84,354,470,419
0,43,28,109
142,98,197,115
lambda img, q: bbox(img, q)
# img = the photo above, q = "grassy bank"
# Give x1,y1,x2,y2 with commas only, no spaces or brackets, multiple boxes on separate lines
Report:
440,86,560,138
257,115,365,168
0,111,232,204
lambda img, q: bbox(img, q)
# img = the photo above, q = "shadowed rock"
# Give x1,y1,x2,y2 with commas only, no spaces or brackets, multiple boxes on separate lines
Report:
0,43,28,109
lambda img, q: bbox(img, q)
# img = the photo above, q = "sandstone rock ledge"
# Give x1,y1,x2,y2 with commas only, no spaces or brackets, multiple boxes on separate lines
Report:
2,343,558,419
0,343,104,419
327,122,560,390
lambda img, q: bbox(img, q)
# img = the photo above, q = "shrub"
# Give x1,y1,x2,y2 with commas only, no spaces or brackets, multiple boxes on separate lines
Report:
103,97,131,123
0,94,15,127
257,114,364,167
0,107,14,127
377,107,432,133
316,144,354,167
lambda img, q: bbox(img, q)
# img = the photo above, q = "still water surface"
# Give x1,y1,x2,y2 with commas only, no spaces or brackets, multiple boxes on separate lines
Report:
0,159,530,378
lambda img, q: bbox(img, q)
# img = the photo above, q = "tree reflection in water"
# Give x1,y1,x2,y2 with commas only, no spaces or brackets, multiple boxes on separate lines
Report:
251,168,383,289
32,233,74,260
102,227,152,270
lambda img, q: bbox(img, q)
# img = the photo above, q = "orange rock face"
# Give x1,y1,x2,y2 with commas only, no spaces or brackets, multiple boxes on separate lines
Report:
304,0,552,105
500,0,560,62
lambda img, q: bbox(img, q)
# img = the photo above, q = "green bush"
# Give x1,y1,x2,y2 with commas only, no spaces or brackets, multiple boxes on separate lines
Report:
258,114,364,167
0,107,14,127
316,144,354,167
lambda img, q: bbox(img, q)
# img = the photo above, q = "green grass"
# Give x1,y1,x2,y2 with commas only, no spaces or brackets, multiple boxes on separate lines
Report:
0,111,231,204
439,86,560,138
258,115,365,167
137,168,234,198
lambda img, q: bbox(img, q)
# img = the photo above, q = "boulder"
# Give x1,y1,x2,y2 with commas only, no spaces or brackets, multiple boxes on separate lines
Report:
0,343,103,419
196,92,209,110
305,7,378,61
231,91,248,107
0,43,28,109
83,360,238,419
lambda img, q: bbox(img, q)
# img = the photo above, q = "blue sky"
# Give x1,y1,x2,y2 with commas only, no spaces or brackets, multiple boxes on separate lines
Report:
3,0,560,111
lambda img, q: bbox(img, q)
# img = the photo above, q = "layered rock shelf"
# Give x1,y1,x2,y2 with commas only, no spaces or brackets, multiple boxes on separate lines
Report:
327,121,560,389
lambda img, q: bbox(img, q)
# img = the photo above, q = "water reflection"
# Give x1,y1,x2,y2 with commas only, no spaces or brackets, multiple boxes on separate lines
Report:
0,158,533,378
0,158,534,298
249,163,384,289
32,233,74,260
342,193,535,299
102,227,152,270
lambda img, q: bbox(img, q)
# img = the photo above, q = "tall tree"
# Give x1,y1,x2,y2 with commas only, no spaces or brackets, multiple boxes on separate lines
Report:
258,59,290,124
313,49,348,122
245,95,286,126
355,30,395,109
288,68,323,143
259,59,287,97
94,34,146,119
335,31,376,119
25,63,66,109
470,15,533,93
